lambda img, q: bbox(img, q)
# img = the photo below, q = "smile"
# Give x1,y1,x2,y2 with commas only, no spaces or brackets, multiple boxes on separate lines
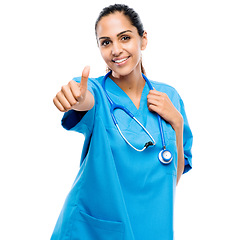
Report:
112,56,130,65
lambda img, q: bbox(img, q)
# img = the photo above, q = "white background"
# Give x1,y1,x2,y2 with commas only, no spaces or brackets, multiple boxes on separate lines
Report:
1,0,236,239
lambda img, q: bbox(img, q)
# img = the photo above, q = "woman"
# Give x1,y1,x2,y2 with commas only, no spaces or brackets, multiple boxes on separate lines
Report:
52,4,193,240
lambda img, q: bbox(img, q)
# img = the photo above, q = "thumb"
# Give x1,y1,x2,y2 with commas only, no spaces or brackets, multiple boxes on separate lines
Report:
80,66,90,92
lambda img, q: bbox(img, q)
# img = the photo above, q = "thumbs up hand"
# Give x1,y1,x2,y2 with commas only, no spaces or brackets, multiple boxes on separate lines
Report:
53,66,94,112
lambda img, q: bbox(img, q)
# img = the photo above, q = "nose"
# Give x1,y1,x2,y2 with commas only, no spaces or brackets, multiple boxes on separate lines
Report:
111,41,122,57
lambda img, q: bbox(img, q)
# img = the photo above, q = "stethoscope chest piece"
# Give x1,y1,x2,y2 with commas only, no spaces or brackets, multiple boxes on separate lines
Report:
158,149,173,164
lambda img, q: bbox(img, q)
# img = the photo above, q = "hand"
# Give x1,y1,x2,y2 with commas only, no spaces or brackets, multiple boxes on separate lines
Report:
53,66,90,112
147,90,183,131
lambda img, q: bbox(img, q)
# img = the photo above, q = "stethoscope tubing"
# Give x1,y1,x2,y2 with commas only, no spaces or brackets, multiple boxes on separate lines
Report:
142,73,167,149
102,71,172,164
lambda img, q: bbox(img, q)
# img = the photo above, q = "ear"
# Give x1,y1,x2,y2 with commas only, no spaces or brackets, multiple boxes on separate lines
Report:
141,31,148,50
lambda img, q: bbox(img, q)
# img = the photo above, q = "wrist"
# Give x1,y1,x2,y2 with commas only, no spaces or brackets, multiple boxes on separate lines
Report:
171,114,183,132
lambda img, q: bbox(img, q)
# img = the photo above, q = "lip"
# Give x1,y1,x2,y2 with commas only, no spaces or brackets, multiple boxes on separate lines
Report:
112,56,130,66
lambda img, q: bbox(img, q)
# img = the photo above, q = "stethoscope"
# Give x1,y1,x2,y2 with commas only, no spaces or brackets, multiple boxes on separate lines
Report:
102,71,173,165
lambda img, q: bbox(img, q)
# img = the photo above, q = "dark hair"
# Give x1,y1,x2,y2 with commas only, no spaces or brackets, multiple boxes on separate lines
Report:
95,4,146,74
95,4,144,37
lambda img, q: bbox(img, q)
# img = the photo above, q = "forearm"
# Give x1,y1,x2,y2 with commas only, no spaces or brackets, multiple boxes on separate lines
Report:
173,121,185,185
72,90,95,112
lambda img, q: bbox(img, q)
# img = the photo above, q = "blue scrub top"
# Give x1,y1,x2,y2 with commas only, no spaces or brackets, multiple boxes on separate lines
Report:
51,75,193,240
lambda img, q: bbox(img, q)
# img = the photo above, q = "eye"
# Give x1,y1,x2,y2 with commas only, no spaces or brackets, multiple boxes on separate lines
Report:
121,36,131,41
101,40,111,46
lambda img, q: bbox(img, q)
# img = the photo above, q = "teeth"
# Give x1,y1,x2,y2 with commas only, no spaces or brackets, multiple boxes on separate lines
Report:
114,57,128,63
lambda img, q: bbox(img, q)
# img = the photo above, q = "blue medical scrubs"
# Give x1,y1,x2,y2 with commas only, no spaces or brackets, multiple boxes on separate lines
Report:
51,75,193,240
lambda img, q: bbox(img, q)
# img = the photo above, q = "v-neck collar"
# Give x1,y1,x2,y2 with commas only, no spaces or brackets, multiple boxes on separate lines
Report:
106,76,149,113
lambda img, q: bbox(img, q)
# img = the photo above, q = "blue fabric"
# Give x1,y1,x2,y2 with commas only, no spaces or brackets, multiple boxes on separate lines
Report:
62,110,87,131
51,76,193,240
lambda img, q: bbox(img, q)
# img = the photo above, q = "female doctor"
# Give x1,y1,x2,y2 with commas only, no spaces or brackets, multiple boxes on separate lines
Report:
52,4,193,240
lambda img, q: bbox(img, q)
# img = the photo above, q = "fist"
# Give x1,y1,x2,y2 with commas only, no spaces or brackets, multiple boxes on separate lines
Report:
53,66,90,112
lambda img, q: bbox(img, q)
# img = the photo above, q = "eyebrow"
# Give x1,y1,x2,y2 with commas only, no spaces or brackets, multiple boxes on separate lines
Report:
98,30,132,40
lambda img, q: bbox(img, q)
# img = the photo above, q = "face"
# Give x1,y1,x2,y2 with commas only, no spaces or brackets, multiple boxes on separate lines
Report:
96,12,147,78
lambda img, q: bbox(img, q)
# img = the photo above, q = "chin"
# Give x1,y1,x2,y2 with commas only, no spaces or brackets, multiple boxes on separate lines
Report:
110,65,141,78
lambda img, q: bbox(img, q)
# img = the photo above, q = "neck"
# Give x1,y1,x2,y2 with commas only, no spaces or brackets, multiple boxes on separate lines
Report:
110,67,145,96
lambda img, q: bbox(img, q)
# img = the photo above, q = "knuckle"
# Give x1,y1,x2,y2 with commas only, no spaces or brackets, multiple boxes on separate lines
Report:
75,91,81,100
56,92,61,98
61,85,67,91
148,104,154,111
68,80,75,86
162,93,168,99
64,105,71,111
71,99,77,106
53,97,58,105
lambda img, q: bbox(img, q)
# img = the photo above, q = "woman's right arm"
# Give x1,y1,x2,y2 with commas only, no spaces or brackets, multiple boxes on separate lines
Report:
53,66,95,112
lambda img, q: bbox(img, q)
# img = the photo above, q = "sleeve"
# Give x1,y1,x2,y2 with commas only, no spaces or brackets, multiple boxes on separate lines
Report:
61,77,96,137
179,98,193,174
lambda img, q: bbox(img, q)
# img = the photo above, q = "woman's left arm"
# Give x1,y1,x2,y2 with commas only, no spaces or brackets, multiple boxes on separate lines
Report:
147,90,184,185
173,122,184,185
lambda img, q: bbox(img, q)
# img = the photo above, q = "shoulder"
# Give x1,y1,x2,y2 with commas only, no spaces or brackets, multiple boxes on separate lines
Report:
149,80,183,110
150,80,180,98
